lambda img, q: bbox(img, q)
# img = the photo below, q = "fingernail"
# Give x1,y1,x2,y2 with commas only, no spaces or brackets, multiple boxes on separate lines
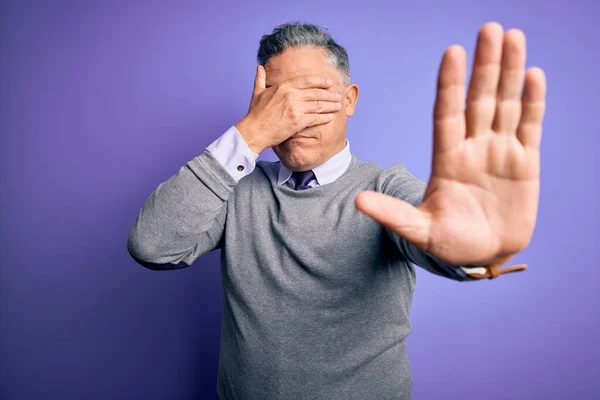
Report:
326,78,333,85
335,93,342,99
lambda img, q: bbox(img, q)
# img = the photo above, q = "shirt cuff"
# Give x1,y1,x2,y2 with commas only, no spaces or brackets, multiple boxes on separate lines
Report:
206,125,259,182
459,266,487,275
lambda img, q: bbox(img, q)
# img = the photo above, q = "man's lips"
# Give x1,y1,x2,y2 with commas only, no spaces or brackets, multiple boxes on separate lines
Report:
290,135,314,139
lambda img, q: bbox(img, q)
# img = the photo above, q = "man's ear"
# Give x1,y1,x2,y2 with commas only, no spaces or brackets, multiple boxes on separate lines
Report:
343,84,359,117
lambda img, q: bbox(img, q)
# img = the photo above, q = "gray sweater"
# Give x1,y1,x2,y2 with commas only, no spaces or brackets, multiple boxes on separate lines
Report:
127,150,473,400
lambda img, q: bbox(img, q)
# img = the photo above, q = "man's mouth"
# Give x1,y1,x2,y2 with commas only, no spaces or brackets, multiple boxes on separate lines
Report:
290,135,314,139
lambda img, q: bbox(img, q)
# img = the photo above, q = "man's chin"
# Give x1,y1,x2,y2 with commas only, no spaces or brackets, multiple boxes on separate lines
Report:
275,142,320,166
278,153,317,171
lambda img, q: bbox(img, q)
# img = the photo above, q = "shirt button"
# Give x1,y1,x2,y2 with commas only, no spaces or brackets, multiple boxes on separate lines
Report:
237,165,245,171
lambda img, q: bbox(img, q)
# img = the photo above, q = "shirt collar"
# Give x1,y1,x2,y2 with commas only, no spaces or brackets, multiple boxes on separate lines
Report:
277,139,352,186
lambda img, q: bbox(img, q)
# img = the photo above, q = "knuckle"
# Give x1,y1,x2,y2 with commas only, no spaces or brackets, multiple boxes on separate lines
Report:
281,86,294,99
277,84,288,95
289,105,301,120
283,91,295,106
291,115,302,128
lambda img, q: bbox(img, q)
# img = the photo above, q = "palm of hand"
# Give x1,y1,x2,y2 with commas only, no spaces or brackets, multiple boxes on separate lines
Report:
421,133,539,264
356,22,546,266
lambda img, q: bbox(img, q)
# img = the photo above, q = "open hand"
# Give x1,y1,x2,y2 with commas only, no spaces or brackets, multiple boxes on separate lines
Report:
355,22,547,266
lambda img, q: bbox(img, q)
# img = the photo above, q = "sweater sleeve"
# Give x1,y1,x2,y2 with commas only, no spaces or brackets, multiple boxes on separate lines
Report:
127,131,248,270
379,163,477,282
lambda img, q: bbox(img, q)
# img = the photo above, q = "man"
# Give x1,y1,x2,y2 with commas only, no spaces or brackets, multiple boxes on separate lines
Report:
127,21,546,400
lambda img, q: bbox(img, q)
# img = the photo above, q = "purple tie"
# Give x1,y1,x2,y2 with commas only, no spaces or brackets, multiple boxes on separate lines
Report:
289,170,316,190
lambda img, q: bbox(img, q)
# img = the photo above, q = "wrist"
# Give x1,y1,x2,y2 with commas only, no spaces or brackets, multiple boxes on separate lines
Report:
462,253,527,280
235,117,266,154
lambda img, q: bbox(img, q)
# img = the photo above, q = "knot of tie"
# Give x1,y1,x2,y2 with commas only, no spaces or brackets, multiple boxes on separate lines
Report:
289,170,316,190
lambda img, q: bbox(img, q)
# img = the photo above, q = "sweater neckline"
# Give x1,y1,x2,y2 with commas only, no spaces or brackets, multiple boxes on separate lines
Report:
270,153,360,196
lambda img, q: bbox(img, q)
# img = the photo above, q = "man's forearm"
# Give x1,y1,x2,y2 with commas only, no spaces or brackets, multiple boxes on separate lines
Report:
390,233,476,282
127,126,254,269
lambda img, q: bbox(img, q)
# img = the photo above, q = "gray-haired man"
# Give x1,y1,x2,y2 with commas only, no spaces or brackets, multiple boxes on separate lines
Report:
128,22,546,399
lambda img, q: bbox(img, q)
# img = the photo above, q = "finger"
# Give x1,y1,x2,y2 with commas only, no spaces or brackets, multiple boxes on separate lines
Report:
433,45,467,154
300,88,342,102
492,29,527,135
300,112,335,128
466,22,504,138
288,74,334,90
517,67,546,149
354,191,431,250
303,100,342,114
248,65,266,112
253,65,266,97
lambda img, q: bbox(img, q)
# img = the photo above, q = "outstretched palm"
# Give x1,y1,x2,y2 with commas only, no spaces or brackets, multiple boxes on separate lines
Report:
355,22,547,266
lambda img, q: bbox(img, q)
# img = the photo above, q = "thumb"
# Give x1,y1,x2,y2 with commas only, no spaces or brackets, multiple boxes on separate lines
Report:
355,191,431,249
253,64,266,96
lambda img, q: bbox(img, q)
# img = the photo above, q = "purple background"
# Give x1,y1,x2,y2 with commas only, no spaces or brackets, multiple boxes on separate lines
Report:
1,1,598,399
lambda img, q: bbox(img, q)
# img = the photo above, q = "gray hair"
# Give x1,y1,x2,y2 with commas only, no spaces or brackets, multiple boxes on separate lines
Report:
257,22,351,88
